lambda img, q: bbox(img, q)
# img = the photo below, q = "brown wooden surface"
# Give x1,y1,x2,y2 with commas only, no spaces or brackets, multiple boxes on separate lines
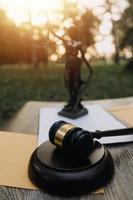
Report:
0,97,133,200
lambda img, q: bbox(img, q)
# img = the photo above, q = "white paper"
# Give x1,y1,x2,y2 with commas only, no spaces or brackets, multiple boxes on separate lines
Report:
38,105,133,146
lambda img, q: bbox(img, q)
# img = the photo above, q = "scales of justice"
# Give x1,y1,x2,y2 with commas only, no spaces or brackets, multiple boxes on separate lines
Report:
51,25,93,119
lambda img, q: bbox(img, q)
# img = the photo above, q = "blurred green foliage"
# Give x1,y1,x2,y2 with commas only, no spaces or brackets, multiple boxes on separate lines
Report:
0,62,132,126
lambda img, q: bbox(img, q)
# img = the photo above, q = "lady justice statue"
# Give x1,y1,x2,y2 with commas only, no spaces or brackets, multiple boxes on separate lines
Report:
51,25,93,119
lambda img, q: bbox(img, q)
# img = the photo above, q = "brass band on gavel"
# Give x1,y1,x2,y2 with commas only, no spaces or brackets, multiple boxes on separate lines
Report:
54,123,75,147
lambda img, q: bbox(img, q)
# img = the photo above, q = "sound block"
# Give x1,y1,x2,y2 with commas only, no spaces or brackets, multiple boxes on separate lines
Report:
28,141,114,196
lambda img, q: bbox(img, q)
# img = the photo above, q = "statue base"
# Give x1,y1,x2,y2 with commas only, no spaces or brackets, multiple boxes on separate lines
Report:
58,107,88,119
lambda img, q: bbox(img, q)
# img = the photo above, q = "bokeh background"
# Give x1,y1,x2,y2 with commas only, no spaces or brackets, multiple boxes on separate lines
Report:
0,0,132,125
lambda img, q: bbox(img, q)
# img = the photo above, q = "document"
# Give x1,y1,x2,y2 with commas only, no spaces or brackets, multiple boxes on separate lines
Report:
38,105,133,146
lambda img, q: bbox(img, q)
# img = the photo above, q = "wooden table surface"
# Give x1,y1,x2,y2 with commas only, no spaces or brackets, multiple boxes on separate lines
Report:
1,97,133,200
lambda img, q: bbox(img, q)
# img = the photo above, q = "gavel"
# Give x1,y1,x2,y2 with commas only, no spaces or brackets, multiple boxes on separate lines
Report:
29,120,126,195
49,120,133,159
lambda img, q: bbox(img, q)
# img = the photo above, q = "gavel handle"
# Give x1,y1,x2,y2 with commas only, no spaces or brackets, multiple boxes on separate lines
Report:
92,128,133,139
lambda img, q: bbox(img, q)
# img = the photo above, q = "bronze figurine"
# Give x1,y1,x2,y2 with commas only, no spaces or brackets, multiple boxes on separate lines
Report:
51,26,93,119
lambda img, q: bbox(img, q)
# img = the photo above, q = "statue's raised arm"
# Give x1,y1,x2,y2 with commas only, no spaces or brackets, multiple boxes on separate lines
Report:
50,29,67,45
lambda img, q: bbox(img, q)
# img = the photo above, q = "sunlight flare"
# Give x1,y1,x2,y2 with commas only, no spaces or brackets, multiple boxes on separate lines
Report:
0,0,128,57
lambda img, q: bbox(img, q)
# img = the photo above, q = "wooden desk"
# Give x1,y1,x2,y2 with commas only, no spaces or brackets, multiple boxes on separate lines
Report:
1,97,133,200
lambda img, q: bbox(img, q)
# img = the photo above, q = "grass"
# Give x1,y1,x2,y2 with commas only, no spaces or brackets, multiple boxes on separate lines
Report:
0,62,133,126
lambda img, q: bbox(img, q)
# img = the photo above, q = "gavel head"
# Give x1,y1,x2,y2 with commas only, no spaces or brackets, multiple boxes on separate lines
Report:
49,121,94,159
